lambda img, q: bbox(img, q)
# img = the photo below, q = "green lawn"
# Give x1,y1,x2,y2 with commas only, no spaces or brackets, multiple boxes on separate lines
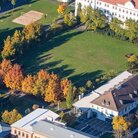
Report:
0,0,58,46
17,30,138,86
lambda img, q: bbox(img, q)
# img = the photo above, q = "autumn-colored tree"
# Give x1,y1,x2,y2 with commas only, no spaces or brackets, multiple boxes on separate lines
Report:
45,79,61,103
57,4,66,15
2,109,22,124
22,75,36,93
112,116,129,138
61,78,70,99
37,69,50,81
23,22,43,43
0,59,12,75
32,76,47,96
2,36,16,59
4,64,24,90
13,30,24,54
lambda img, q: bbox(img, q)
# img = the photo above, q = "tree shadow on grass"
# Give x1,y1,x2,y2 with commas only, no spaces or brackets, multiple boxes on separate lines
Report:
69,70,103,86
0,27,23,49
17,31,83,74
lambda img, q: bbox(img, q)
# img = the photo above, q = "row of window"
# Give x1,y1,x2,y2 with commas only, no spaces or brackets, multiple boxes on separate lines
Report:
14,130,29,138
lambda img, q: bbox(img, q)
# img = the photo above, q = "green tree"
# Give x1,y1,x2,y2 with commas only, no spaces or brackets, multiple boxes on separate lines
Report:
125,19,138,41
11,0,16,10
86,80,93,90
2,109,22,124
66,82,73,109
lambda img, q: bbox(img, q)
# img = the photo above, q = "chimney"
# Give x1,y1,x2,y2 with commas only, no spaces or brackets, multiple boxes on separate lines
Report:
119,100,124,105
134,90,138,95
129,93,133,98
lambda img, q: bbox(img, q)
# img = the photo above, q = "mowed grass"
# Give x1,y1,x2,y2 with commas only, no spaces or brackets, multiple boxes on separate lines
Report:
17,30,138,86
0,0,58,45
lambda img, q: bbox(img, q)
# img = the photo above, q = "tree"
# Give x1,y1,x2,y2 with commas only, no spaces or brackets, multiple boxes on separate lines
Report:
112,116,129,138
86,80,93,90
127,54,138,70
11,0,16,10
22,75,36,94
60,78,70,99
79,7,106,31
57,4,66,15
2,36,16,59
109,18,124,36
124,19,138,41
59,111,65,121
64,12,76,27
79,86,86,94
13,30,24,54
23,22,43,43
0,59,12,76
2,109,22,124
66,82,73,109
4,64,24,90
45,79,61,103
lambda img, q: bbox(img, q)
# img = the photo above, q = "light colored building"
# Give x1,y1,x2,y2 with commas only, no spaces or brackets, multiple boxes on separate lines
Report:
73,71,138,121
75,0,138,22
11,108,60,138
0,122,10,138
32,120,93,138
11,108,93,138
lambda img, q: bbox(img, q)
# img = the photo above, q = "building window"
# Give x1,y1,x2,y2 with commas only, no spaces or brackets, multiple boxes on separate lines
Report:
14,130,17,134
18,131,21,136
26,134,29,138
22,132,25,137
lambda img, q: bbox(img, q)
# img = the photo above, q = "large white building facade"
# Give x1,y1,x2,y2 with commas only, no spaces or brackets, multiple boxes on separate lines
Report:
75,0,138,22
73,71,138,121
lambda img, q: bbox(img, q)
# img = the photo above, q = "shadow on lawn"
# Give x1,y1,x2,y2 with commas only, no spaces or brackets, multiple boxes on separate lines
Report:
0,27,23,50
69,70,103,86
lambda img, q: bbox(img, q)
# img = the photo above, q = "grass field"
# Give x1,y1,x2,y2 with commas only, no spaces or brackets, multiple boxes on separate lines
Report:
0,0,138,86
0,0,58,46
17,30,138,86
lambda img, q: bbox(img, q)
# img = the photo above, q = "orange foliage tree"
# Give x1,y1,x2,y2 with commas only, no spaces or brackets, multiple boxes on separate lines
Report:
22,75,36,93
4,64,24,90
57,4,66,15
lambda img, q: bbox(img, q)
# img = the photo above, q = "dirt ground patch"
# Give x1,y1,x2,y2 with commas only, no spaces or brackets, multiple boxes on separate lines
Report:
12,10,43,25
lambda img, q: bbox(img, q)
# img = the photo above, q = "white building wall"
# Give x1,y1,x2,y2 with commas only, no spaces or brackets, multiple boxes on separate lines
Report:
91,104,118,121
75,0,138,22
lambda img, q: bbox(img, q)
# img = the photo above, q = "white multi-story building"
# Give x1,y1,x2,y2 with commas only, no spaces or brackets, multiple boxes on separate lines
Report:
73,71,138,121
75,0,138,22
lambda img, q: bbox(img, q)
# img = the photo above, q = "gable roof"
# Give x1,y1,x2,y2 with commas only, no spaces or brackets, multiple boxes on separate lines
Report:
91,74,138,112
100,0,138,9
32,120,95,138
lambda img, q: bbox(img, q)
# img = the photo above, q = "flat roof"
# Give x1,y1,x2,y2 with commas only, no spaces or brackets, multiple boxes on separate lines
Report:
32,120,96,138
11,108,59,132
73,92,99,110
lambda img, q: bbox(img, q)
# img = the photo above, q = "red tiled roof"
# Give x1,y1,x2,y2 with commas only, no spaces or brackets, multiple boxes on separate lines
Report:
100,0,138,9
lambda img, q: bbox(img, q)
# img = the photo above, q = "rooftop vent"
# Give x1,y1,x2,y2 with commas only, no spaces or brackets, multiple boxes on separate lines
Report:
70,134,75,138
134,90,138,95
129,93,133,98
50,127,54,131
116,85,122,90
119,100,124,105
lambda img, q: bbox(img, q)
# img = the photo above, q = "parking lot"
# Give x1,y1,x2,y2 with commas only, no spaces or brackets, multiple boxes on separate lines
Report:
74,115,112,137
